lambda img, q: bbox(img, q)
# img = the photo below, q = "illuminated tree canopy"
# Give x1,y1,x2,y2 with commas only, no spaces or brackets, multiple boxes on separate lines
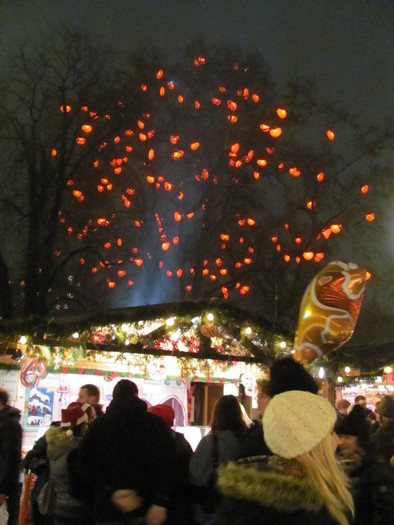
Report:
0,30,393,343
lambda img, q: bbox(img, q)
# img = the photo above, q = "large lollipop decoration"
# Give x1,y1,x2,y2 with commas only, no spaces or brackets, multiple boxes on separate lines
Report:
293,261,367,364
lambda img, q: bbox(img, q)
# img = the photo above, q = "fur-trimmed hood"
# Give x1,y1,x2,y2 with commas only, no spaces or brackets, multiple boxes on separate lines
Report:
217,455,325,514
45,426,81,461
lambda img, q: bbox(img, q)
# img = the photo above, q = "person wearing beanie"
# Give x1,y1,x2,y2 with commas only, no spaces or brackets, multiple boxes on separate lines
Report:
45,401,96,524
80,380,177,525
216,390,354,525
336,404,394,525
268,357,318,398
371,394,394,466
148,404,194,524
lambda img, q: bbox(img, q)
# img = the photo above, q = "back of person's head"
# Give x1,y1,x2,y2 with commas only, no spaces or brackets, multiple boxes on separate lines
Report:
210,394,248,433
376,394,394,422
354,395,367,406
268,357,318,397
335,399,351,412
148,404,175,428
112,379,139,402
0,387,9,406
263,390,353,525
335,404,371,448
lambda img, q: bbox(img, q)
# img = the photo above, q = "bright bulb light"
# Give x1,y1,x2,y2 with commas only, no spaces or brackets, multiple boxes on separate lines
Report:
384,366,393,373
207,313,214,322
344,366,351,373
166,317,175,327
19,335,27,345
318,367,325,379
279,341,286,349
337,376,343,383
72,332,79,339
245,326,252,335
121,323,129,332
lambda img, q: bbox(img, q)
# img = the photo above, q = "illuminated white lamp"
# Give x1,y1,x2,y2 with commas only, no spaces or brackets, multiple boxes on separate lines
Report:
318,367,325,379
207,312,214,322
121,323,129,332
375,376,383,383
125,338,130,346
166,317,175,327
245,326,252,335
291,349,295,354
72,332,79,339
344,366,351,374
19,335,27,345
337,376,343,383
384,366,393,373
279,341,286,349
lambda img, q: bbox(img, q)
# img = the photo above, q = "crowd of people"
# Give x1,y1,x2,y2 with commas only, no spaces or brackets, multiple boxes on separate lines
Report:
0,358,393,525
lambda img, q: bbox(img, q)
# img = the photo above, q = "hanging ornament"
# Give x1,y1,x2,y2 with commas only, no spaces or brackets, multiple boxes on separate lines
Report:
20,358,47,388
293,261,366,364
200,324,219,338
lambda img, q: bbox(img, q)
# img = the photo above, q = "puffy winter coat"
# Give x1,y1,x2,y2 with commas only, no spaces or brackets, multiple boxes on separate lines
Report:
215,455,345,525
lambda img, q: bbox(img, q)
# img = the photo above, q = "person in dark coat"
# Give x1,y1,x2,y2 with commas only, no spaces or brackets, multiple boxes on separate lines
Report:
371,394,394,466
80,380,176,525
216,390,354,525
0,387,22,525
148,404,194,525
336,404,394,525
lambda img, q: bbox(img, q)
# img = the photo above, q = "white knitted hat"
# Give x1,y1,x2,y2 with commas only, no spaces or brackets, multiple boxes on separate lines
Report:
263,390,336,459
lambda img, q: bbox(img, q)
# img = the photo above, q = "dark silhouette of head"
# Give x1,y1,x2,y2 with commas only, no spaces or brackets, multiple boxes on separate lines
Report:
268,357,318,398
112,380,139,402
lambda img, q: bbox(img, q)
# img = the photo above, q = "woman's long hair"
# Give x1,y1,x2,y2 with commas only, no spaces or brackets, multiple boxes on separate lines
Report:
297,432,354,525
210,395,248,436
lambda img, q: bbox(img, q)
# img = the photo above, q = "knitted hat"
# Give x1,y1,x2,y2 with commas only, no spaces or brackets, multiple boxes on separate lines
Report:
61,402,89,429
376,395,394,419
263,390,336,459
335,404,370,443
268,357,318,398
148,404,175,428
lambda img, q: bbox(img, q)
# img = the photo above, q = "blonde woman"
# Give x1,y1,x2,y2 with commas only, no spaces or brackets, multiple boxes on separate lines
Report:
216,390,354,525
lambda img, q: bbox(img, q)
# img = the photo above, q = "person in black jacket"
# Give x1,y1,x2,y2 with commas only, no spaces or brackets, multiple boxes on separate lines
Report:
0,387,22,525
80,380,176,525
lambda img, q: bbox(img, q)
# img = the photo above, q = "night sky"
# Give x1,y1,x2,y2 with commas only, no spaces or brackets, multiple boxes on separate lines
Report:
2,0,393,125
1,0,394,341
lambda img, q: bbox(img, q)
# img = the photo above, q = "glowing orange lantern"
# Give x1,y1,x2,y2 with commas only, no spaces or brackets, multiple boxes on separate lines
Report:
148,148,154,160
191,142,200,151
231,143,240,154
194,100,200,109
156,69,164,79
107,280,116,289
247,218,256,226
327,129,335,140
174,212,182,222
146,175,155,184
172,150,184,160
220,234,230,241
276,108,287,119
316,172,324,182
269,127,282,138
82,124,92,133
76,137,86,145
361,184,369,194
257,159,267,167
284,254,290,262
260,123,270,132
330,224,342,234
227,100,237,111
365,213,375,222
303,251,314,260
134,258,143,266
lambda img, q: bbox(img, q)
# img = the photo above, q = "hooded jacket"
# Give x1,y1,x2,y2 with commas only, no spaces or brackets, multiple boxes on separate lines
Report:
46,426,92,520
215,456,343,525
80,396,176,523
0,405,22,495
